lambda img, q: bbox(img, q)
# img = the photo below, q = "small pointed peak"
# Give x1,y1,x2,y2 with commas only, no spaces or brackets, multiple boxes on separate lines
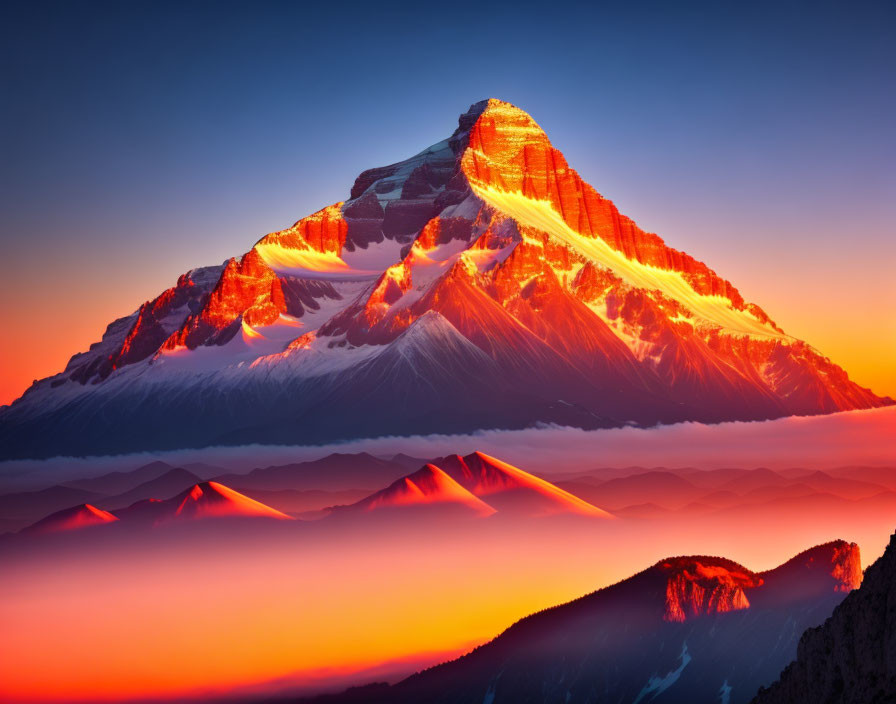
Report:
779,540,862,592
393,311,464,349
454,99,542,144
471,99,547,136
23,502,119,535
172,480,293,520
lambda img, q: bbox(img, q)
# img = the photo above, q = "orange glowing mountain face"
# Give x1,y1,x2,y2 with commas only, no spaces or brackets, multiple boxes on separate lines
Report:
657,542,862,623
435,452,613,517
352,463,497,517
20,482,293,531
114,481,294,524
2,99,891,459
22,503,119,535
346,452,612,519
165,481,294,521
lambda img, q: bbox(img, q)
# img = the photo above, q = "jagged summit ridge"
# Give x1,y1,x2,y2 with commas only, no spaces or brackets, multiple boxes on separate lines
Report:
1,99,890,458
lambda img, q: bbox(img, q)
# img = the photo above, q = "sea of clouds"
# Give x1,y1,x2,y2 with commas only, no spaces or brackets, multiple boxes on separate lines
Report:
1,406,893,492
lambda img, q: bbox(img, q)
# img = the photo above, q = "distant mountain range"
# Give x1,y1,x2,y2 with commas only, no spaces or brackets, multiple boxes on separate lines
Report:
12,452,615,533
22,481,291,534
5,453,896,536
1,99,890,459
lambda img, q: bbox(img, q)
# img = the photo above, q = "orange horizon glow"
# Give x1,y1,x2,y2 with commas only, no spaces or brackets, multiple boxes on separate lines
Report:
2,413,894,703
2,499,893,704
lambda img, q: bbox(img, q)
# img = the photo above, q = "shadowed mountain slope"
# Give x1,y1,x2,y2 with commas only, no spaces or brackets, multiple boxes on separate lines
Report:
297,541,860,704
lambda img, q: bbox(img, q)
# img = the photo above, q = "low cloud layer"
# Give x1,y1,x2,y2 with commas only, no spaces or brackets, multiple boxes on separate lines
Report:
2,407,894,491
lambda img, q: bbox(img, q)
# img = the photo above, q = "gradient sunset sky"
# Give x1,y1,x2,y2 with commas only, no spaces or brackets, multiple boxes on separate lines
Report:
2,0,894,406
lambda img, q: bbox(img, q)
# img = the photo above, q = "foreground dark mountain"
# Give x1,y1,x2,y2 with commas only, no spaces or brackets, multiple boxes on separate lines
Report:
0,99,889,459
752,531,896,704
298,541,860,704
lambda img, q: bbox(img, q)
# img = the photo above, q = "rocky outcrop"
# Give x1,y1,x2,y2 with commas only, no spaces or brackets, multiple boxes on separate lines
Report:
752,533,896,704
660,557,759,622
163,248,286,349
61,264,223,384
257,202,348,255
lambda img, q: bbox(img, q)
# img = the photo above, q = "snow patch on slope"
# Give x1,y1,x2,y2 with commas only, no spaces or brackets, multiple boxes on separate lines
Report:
471,184,788,341
633,642,692,703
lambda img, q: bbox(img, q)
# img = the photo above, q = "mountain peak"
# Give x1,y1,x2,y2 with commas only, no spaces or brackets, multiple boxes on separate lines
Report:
350,463,496,517
763,539,862,595
169,481,293,521
654,540,862,622
2,99,890,459
345,451,612,519
437,452,614,518
23,503,119,535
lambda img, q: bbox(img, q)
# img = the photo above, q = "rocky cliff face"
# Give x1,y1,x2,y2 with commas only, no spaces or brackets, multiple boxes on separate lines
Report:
752,533,896,704
461,100,750,304
1,99,890,459
659,557,759,622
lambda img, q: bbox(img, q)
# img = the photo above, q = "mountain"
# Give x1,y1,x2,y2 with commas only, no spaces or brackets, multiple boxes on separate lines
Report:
63,461,178,495
19,481,293,532
299,541,860,704
434,452,612,517
117,481,293,523
338,452,610,518
0,485,103,527
22,503,119,535
1,99,890,459
212,453,410,492
389,453,432,471
752,532,896,704
347,463,497,517
98,467,202,510
229,488,371,517
557,471,703,511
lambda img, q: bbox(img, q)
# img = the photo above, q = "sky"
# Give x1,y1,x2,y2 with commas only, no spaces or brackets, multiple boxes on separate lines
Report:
1,0,894,405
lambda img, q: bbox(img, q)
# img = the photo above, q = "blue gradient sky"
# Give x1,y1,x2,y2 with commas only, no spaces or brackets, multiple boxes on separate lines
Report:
1,0,894,403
